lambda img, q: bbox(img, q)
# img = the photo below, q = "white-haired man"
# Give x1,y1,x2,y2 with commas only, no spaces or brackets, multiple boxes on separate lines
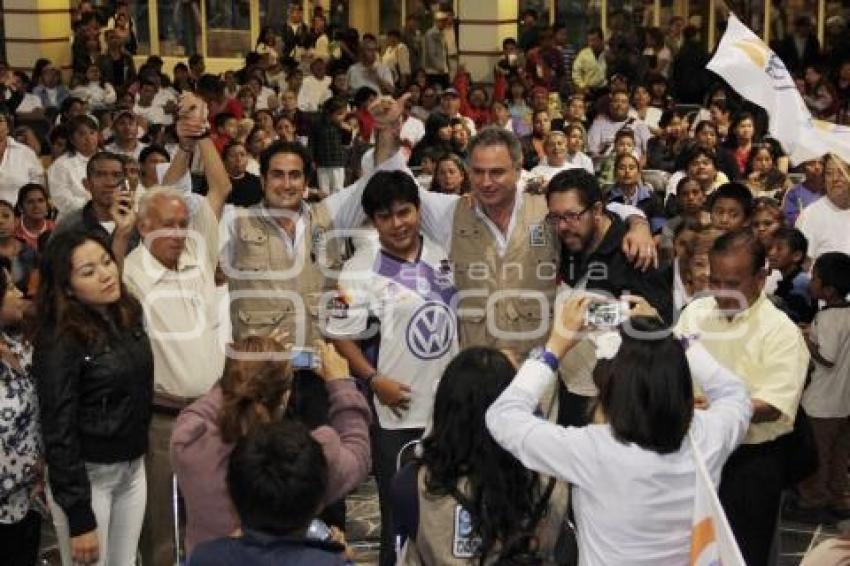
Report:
119,95,231,566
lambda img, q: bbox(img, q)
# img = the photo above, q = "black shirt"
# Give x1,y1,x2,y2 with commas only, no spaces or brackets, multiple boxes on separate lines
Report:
559,214,674,324
227,173,264,207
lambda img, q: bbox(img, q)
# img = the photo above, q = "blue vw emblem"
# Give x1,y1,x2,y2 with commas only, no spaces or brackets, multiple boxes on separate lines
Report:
406,302,455,360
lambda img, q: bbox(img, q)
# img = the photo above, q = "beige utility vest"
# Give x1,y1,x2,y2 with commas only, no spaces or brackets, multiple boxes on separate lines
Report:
450,193,560,359
227,203,342,345
400,466,570,566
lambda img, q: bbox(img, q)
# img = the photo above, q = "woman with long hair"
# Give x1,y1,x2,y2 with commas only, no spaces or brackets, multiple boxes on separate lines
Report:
0,265,40,566
46,114,101,216
0,200,38,293
393,347,568,565
487,296,752,565
171,337,370,554
34,231,153,566
802,64,839,121
745,143,791,200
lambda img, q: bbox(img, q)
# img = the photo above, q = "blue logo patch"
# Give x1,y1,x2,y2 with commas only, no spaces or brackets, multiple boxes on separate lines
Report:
406,302,455,360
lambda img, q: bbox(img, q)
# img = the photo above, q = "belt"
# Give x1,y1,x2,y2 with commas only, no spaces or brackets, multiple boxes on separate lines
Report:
152,391,199,417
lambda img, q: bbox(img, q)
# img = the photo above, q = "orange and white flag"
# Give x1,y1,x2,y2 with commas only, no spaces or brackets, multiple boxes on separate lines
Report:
689,434,745,566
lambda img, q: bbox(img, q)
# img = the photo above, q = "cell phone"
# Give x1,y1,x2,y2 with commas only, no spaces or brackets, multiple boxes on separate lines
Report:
291,347,321,370
307,518,333,541
585,301,624,328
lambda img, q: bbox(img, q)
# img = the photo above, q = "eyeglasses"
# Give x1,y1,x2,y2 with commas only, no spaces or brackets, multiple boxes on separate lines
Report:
545,205,592,225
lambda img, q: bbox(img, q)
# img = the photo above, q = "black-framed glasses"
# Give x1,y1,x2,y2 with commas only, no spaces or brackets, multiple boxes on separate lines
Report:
545,205,592,225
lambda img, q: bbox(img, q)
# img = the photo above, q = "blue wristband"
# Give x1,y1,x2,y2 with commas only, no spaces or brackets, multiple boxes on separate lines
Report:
528,347,559,372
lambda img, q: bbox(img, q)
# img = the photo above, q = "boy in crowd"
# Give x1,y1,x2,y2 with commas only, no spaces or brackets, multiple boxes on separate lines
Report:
187,421,347,565
793,252,850,523
767,227,816,324
312,96,354,196
710,182,754,233
212,112,239,154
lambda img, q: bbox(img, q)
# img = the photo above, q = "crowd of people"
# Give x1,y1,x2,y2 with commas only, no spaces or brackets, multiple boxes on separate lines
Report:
1,1,850,566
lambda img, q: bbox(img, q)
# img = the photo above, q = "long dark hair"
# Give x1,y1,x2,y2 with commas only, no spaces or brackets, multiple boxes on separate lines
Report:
35,231,142,347
593,317,694,454
419,347,544,563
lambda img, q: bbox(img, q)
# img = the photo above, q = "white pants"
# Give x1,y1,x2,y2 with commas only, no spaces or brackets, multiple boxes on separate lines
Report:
317,167,346,194
47,457,147,566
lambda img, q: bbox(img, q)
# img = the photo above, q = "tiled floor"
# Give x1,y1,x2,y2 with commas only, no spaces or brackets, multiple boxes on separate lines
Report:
37,481,844,566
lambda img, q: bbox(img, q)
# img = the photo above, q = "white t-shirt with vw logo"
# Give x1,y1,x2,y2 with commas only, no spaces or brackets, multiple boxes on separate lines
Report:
326,236,459,429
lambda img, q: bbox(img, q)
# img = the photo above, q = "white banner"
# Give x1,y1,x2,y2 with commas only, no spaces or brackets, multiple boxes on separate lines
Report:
689,434,745,566
707,14,850,166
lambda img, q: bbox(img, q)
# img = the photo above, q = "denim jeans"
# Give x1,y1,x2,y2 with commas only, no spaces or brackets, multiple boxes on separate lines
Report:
48,457,147,566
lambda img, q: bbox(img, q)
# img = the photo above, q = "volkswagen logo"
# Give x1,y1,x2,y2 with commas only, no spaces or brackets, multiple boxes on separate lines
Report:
406,302,455,360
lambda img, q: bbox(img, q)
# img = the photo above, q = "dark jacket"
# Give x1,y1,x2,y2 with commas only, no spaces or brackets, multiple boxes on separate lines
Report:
772,34,821,77
312,117,352,168
51,201,141,252
187,530,346,566
608,184,667,234
280,22,311,64
97,52,137,90
559,214,674,324
774,268,816,325
34,322,154,536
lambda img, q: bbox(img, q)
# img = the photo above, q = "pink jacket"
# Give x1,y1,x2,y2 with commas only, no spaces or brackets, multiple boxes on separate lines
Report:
170,379,371,552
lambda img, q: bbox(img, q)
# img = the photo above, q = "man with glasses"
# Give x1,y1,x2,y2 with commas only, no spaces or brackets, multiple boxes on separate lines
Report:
546,168,672,426
376,127,658,363
796,155,850,260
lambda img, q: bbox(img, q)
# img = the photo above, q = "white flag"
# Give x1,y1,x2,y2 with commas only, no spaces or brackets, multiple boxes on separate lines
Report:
689,434,745,566
707,14,850,166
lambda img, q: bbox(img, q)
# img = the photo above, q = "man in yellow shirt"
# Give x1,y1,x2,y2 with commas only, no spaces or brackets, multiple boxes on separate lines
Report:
572,27,607,94
676,230,809,566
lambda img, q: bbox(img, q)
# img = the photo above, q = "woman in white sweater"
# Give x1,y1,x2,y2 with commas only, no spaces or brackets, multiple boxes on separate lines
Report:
486,295,753,566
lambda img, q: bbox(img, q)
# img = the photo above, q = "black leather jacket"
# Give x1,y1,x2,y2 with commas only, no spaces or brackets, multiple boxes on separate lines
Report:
34,323,153,536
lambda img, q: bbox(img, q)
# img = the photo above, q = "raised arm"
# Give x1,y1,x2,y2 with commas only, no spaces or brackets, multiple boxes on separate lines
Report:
166,93,232,220
323,94,459,241
311,341,372,507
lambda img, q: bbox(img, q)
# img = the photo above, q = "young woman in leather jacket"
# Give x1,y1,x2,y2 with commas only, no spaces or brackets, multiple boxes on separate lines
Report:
34,231,153,566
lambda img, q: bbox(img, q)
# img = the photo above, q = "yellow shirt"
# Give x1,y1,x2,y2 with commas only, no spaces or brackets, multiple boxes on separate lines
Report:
676,294,809,444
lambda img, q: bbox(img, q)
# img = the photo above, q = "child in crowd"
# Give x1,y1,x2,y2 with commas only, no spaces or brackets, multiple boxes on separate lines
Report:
564,123,594,173
212,112,239,155
710,182,754,233
794,252,850,523
661,176,711,259
598,128,639,185
752,197,785,247
312,97,354,195
767,227,816,324
415,147,439,189
669,218,702,311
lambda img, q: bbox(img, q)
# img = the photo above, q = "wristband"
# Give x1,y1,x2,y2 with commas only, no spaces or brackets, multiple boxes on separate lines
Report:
363,370,378,388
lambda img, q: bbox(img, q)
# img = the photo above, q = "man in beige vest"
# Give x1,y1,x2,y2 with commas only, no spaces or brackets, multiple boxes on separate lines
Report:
409,127,657,361
224,119,404,345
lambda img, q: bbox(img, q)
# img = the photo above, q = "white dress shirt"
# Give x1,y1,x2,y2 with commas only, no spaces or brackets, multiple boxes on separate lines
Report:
0,137,45,204
47,152,91,217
